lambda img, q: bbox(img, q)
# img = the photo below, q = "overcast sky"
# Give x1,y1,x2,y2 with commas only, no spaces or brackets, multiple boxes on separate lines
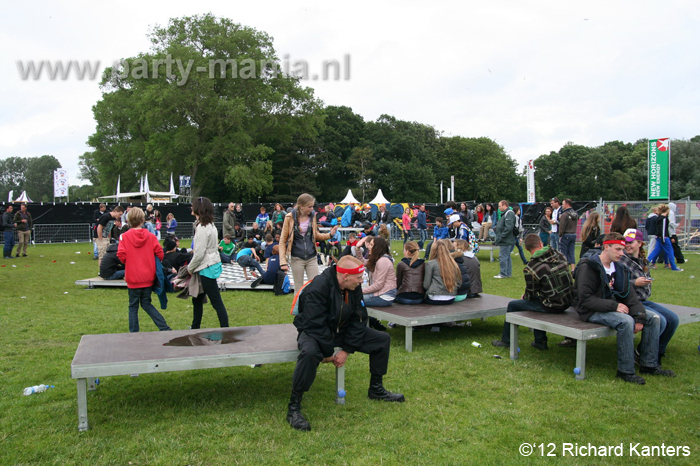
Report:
1,1,699,187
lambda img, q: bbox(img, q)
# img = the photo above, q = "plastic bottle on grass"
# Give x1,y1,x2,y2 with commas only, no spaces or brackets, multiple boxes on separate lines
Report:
23,384,54,396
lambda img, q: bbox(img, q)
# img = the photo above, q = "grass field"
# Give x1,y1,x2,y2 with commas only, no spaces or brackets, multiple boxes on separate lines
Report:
1,241,699,465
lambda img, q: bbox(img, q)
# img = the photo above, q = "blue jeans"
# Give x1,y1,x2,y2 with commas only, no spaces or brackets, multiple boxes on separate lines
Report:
498,244,514,277
560,233,577,265
515,241,528,265
418,229,428,248
539,231,550,247
647,238,680,270
549,232,559,251
220,251,233,263
501,299,563,344
587,310,660,374
108,270,125,280
4,231,15,257
236,254,264,275
128,287,171,333
363,289,396,307
395,296,424,305
642,301,679,356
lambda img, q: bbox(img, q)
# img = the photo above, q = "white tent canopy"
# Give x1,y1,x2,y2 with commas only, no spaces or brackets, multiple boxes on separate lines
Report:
368,189,390,205
339,189,360,204
14,191,33,203
98,173,179,202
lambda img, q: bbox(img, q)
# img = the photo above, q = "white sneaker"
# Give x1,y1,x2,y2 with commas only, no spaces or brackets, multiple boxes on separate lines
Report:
493,275,506,279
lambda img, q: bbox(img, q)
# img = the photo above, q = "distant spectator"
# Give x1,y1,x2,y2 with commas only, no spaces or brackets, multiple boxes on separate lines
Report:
2,205,17,260
256,206,269,229
539,206,552,247
493,200,516,279
92,203,106,259
97,206,125,268
166,213,178,236
558,199,578,270
13,204,33,257
223,202,237,238
153,209,162,240
549,198,561,251
416,204,428,250
580,212,601,259
610,205,637,234
234,203,245,227
271,203,286,225
99,243,125,280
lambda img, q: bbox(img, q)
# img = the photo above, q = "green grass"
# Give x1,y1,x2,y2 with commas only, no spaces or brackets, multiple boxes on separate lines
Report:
1,241,699,465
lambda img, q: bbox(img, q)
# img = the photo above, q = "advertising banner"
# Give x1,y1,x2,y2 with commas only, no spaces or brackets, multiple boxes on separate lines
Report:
648,138,670,201
54,169,68,197
526,160,536,203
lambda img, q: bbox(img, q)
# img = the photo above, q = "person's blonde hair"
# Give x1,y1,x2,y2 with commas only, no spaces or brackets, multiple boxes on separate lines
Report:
128,207,145,228
658,204,669,215
404,241,420,266
453,239,471,253
296,193,315,208
429,239,460,293
580,212,600,242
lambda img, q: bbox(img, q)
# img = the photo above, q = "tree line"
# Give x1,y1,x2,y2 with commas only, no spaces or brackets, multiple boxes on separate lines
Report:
4,14,700,204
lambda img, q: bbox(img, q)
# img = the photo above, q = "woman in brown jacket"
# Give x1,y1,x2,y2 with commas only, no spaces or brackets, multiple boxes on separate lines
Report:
395,241,425,304
279,193,338,287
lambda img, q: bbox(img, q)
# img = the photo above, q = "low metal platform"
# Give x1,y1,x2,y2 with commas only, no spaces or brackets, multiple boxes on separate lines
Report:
70,323,345,431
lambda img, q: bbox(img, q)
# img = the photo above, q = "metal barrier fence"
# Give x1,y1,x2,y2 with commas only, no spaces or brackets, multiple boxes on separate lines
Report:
33,224,93,244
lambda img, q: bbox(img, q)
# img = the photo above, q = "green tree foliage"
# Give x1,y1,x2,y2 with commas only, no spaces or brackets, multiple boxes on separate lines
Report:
346,146,374,203
86,13,322,200
437,136,524,203
0,155,61,202
670,138,700,199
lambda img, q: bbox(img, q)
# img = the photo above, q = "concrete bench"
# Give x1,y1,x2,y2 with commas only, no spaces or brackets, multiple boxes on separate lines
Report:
367,294,512,352
506,304,700,380
70,323,345,431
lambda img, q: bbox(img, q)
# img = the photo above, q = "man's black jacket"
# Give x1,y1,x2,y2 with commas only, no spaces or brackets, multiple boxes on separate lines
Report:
293,265,367,358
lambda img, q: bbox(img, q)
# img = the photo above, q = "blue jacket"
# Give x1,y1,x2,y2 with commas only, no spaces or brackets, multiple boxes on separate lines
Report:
341,205,354,227
154,256,168,309
433,225,449,241
417,211,427,229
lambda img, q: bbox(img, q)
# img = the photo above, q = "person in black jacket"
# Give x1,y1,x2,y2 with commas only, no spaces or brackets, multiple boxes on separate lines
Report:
99,244,125,280
572,232,675,384
287,256,404,432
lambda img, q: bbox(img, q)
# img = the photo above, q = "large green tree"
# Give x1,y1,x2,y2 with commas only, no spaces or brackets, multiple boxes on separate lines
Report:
86,13,322,200
0,155,61,202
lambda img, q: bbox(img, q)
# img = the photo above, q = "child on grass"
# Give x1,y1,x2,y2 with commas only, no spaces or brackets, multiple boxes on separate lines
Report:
117,207,171,333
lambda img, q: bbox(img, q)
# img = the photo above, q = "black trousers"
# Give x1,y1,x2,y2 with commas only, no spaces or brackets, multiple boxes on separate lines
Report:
191,275,229,329
291,328,390,394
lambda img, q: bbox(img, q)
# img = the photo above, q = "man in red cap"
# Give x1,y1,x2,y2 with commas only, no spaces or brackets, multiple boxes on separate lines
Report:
572,232,674,384
287,255,404,431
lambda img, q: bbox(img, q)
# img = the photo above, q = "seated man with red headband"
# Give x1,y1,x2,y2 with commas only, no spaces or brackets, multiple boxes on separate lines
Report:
287,255,405,432
572,232,675,384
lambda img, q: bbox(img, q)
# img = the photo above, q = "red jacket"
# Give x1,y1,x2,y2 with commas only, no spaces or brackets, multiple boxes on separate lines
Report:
117,229,164,289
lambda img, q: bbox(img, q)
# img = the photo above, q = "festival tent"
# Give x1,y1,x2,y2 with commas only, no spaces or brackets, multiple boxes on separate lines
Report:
368,189,390,206
339,189,360,205
98,174,179,202
14,191,33,203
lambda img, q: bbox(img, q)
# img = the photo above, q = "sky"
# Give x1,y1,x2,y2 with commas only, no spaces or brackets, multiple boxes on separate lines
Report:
1,1,699,188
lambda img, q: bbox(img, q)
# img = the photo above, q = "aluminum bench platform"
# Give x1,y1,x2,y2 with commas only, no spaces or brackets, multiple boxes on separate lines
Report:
506,304,700,380
367,293,512,352
70,323,345,431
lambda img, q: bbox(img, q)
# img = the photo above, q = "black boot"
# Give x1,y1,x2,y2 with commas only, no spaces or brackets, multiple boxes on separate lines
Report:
286,391,311,431
369,317,387,332
368,376,405,402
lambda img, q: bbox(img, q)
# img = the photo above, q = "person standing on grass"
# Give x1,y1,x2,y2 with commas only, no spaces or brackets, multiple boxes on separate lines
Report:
286,255,404,432
493,200,516,279
188,197,229,330
13,204,32,257
558,199,578,271
222,202,236,238
647,204,683,272
492,234,575,351
416,204,428,249
2,205,17,259
92,203,106,259
572,232,674,384
96,206,124,268
549,198,561,251
116,207,171,333
279,193,337,289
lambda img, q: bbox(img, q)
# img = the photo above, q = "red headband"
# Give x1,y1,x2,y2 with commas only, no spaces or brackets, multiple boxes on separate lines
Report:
603,240,626,246
336,264,365,275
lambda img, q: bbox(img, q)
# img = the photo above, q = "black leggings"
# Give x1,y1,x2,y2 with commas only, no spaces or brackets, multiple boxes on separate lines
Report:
191,275,229,329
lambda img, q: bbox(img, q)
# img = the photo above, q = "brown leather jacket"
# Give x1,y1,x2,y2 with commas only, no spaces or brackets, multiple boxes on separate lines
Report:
279,210,331,267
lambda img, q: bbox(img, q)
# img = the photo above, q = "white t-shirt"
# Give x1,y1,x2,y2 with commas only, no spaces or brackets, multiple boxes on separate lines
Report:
551,207,560,233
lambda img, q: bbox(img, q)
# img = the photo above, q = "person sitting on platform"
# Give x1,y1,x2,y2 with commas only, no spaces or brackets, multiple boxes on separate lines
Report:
355,236,397,308
218,234,236,264
452,239,482,298
395,241,425,305
572,232,674,384
287,256,405,432
423,239,461,305
492,233,575,350
98,243,125,280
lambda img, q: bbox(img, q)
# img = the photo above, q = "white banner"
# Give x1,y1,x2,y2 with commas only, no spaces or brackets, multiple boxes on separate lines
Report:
54,169,68,197
526,160,536,203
